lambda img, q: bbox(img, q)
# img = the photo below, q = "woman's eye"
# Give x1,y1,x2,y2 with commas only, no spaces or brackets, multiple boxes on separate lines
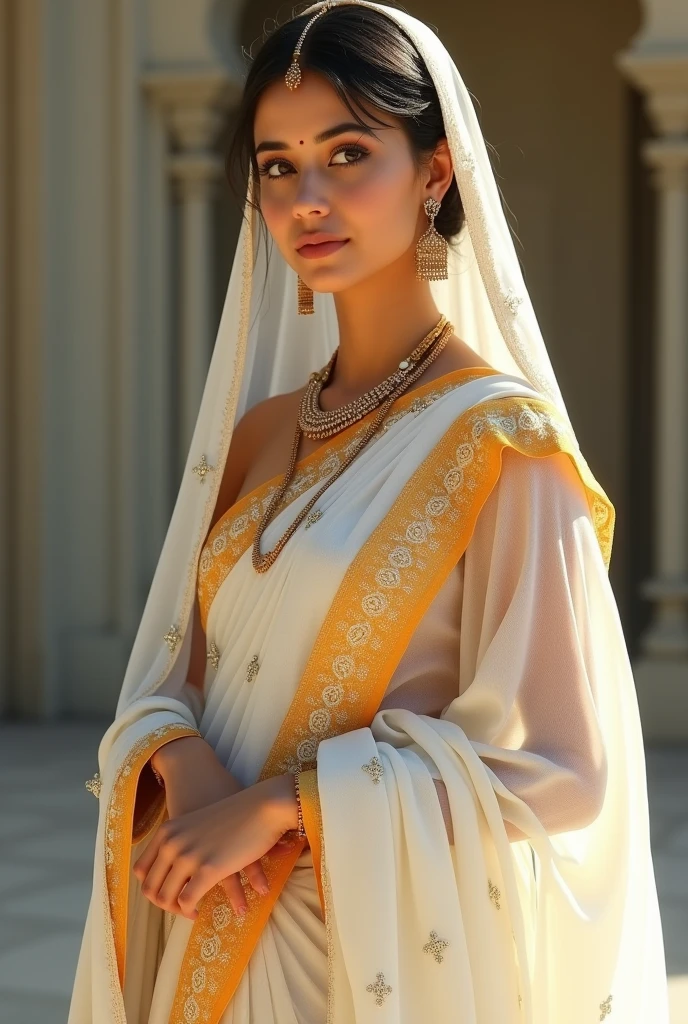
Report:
329,146,368,166
259,160,292,179
257,145,368,180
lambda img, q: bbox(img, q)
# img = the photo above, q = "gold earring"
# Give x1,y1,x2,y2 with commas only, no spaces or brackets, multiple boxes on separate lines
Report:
415,197,448,281
297,276,314,315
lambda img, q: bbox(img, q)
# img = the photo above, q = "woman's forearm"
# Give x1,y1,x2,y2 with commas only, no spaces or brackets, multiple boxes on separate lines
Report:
150,734,241,792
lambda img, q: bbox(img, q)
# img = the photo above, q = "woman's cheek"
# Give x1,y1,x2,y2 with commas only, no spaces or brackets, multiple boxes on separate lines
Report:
259,200,294,256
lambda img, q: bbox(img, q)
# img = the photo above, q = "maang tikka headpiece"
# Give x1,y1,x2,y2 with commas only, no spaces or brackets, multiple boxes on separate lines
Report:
285,1,355,90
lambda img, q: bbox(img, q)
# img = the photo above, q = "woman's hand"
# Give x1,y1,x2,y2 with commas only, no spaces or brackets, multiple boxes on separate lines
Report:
133,772,299,922
145,736,281,917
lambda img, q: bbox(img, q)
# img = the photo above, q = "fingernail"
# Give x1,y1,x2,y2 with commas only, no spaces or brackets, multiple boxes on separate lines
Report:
236,905,246,918
257,883,269,895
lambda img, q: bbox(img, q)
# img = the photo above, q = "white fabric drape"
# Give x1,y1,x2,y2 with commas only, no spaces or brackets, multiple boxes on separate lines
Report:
68,3,669,1022
317,444,668,1022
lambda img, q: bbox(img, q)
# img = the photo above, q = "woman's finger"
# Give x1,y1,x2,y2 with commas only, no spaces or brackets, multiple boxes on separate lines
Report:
138,833,179,905
176,864,218,918
156,857,197,919
220,873,248,918
132,825,167,881
242,859,270,895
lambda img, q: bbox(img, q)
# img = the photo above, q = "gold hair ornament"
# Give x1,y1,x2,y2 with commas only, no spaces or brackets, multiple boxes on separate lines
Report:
285,1,338,90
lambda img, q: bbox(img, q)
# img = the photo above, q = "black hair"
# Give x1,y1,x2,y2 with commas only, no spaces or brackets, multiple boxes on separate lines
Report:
225,4,465,244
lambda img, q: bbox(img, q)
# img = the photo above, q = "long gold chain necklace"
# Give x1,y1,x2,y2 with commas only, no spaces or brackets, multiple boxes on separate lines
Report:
252,316,454,573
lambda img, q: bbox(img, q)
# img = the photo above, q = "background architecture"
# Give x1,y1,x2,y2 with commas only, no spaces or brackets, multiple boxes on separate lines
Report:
0,0,687,737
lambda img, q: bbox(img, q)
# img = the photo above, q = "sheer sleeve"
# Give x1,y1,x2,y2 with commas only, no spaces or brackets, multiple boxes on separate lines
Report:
443,445,609,841
373,445,609,843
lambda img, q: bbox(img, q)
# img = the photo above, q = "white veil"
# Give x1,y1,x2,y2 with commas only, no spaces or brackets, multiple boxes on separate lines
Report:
114,0,574,717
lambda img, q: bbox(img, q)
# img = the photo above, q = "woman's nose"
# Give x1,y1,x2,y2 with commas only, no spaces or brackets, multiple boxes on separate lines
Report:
292,173,330,219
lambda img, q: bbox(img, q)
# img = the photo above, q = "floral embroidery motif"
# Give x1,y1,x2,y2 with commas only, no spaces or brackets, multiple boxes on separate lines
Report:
183,995,200,1021
366,971,393,1005
423,930,449,963
599,994,613,1020
191,966,206,993
304,508,323,529
505,290,524,316
192,453,214,484
207,642,220,670
488,878,501,910
245,654,260,684
361,756,384,784
84,772,102,798
163,624,182,652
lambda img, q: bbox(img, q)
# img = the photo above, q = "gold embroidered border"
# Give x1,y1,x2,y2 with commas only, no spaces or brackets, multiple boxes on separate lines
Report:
105,723,200,987
297,768,324,914
171,394,614,1024
196,369,498,629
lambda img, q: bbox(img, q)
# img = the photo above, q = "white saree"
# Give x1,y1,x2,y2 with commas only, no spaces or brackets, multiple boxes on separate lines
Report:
68,4,669,1023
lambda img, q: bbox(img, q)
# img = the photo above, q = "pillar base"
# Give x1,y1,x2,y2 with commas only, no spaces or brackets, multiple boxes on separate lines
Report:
633,657,688,742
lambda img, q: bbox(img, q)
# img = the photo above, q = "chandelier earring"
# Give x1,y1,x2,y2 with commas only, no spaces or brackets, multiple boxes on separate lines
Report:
297,275,314,315
415,197,448,281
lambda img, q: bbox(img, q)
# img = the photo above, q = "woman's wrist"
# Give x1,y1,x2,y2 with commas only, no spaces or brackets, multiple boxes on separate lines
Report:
150,734,208,780
262,772,300,834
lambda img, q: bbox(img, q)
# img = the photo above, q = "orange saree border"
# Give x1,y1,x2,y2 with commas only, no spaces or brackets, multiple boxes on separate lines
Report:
104,723,201,987
298,768,324,914
169,394,614,1024
196,368,498,630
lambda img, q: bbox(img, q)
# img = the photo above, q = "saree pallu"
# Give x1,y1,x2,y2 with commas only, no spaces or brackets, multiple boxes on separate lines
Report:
68,369,667,1024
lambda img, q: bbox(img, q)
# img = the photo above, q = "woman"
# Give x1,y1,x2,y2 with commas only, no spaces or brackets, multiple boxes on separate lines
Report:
68,3,669,1023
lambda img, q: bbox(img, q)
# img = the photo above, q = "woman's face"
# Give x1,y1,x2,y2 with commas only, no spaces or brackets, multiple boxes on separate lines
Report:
253,71,431,293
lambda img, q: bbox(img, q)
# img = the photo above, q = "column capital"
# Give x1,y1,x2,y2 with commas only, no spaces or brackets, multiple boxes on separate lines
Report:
142,66,240,152
169,152,224,200
642,137,688,188
616,51,688,136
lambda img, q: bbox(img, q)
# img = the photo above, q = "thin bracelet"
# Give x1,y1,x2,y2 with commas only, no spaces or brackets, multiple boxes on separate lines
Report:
293,771,307,839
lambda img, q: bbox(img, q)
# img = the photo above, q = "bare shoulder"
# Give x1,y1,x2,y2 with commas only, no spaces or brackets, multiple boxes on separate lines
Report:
209,387,305,530
231,387,305,460
418,334,495,384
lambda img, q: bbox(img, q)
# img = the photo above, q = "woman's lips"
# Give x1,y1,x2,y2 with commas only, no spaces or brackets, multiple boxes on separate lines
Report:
297,239,350,259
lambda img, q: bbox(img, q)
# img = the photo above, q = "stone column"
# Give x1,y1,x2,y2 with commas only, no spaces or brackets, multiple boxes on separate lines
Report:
641,139,688,657
618,24,688,739
143,70,237,464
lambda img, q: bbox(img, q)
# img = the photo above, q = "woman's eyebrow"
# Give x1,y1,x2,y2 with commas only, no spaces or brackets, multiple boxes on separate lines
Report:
255,121,377,156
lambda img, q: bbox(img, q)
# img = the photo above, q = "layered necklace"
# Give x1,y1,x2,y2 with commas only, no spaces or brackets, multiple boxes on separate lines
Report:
252,314,454,573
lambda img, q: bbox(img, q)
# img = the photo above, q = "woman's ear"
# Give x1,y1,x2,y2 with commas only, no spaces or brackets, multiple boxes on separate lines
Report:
423,138,454,205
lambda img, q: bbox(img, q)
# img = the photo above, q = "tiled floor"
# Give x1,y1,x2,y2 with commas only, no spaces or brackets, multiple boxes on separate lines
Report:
0,723,686,1023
